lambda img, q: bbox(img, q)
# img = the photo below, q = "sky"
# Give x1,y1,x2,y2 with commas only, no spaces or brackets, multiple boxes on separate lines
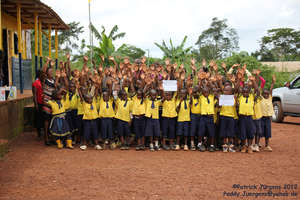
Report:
43,0,300,58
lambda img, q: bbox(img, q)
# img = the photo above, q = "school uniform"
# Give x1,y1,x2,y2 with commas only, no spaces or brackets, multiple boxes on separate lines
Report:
199,95,216,137
48,100,71,138
145,98,161,137
99,97,115,140
253,97,263,136
190,96,201,137
238,93,255,140
115,98,133,137
161,95,177,139
219,99,236,138
260,96,274,139
132,95,146,139
77,98,84,137
176,98,190,136
64,92,79,134
82,100,99,142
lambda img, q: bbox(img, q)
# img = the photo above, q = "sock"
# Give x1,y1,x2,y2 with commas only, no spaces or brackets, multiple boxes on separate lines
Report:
155,140,159,146
191,141,194,146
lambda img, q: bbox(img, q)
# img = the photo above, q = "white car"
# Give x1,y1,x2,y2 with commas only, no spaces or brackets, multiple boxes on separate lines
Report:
272,75,300,122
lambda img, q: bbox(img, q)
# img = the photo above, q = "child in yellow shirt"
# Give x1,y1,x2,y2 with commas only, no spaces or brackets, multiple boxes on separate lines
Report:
79,93,101,151
115,90,133,150
176,88,190,151
190,86,201,151
161,91,177,150
47,89,73,149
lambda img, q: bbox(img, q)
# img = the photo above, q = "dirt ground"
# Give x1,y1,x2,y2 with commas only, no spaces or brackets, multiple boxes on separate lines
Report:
0,117,300,200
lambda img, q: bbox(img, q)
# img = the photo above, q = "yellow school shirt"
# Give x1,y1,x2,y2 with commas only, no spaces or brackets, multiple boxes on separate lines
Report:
62,95,70,111
162,95,177,118
260,96,274,117
176,99,191,122
132,95,146,116
200,95,215,115
115,98,133,122
220,99,236,118
145,98,161,119
65,92,78,110
253,97,263,120
238,94,254,116
48,100,66,115
191,96,201,114
98,97,115,118
82,101,98,120
77,100,84,115
214,107,219,123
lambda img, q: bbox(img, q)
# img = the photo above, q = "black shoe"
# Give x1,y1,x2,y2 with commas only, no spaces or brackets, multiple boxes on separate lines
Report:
120,145,126,150
209,145,215,152
140,145,145,151
44,141,51,146
125,144,130,150
154,145,161,151
198,144,206,152
136,145,141,151
162,144,170,150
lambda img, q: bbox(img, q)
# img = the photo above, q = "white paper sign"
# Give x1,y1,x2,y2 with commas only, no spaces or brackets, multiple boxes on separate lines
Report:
219,95,234,106
0,87,6,101
163,80,177,91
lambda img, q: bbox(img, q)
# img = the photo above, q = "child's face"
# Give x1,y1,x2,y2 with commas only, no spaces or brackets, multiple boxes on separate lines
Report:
86,96,93,104
202,88,209,97
121,93,127,100
56,93,62,100
165,92,172,100
224,85,233,95
69,84,76,93
137,90,143,99
150,90,157,100
179,90,187,99
242,87,250,97
103,92,109,101
262,90,270,99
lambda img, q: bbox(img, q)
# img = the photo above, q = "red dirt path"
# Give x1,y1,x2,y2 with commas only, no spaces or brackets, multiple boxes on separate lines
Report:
0,117,300,200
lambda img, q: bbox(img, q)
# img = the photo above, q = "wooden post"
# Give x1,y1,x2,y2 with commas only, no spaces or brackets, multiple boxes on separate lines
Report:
34,13,38,75
55,29,58,69
39,20,42,68
17,3,23,93
48,25,51,58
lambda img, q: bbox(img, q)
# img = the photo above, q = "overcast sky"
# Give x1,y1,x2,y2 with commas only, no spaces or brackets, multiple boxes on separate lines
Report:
43,0,300,58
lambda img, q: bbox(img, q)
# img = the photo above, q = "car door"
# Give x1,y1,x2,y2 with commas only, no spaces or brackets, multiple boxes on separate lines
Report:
283,77,300,113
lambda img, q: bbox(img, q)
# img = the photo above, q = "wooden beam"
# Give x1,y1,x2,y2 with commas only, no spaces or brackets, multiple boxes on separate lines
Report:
17,3,22,54
39,19,42,57
34,13,38,56
48,25,51,58
55,29,58,59
0,0,2,50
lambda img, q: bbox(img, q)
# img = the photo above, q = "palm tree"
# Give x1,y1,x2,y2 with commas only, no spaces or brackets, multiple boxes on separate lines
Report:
154,36,192,63
91,24,126,42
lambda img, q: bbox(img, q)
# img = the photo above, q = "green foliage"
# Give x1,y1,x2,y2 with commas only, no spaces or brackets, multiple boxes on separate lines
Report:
91,24,126,41
154,36,192,64
195,17,239,60
115,44,145,61
253,28,300,61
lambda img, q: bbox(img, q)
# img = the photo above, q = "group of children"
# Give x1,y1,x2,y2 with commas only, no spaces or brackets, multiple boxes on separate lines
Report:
34,54,275,153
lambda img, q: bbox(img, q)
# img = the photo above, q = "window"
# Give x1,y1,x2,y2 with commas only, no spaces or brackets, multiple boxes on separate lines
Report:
292,78,300,89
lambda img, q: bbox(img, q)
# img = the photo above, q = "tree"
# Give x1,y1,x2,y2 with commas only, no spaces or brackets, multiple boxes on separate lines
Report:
115,44,145,61
154,36,192,63
91,24,126,42
195,17,239,60
252,28,300,61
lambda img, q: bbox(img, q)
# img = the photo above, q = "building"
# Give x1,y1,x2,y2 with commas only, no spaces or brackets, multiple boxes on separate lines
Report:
1,0,68,93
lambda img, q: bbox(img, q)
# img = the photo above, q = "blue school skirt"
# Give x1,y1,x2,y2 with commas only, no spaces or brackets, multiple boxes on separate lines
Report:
49,113,71,137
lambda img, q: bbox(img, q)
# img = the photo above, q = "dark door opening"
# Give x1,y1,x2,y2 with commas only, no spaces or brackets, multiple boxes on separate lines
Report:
1,29,9,86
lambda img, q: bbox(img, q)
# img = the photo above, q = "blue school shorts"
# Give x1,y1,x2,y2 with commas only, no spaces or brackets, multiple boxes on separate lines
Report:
133,117,146,138
253,118,263,136
190,114,201,137
101,118,113,139
199,115,215,137
145,118,160,137
83,119,98,141
161,117,176,139
176,121,190,137
261,117,272,139
239,115,254,140
117,119,131,137
219,116,235,138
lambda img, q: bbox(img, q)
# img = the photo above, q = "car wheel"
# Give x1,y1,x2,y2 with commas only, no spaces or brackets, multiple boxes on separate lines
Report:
272,101,284,123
